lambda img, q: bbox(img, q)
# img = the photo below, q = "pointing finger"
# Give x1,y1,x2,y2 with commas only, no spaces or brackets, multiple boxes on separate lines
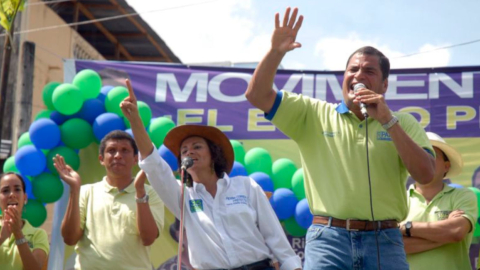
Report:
125,79,137,102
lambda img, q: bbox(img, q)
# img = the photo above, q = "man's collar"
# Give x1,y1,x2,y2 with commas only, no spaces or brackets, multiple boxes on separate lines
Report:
408,182,455,196
102,177,136,193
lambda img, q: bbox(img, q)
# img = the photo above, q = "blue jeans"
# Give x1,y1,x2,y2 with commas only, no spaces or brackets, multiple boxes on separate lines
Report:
304,224,409,270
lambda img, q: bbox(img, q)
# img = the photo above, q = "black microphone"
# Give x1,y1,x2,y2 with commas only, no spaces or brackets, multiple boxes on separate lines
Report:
354,83,368,117
181,157,194,170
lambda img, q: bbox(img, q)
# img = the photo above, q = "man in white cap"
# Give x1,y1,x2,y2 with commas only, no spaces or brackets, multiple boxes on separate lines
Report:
401,132,478,270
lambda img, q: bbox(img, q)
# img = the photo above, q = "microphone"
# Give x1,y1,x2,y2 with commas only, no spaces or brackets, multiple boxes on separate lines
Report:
181,157,194,170
353,83,368,117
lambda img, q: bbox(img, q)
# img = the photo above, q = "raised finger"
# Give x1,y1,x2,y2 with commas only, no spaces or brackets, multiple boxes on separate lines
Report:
275,13,280,29
293,15,304,33
282,7,291,27
125,79,137,102
288,7,298,28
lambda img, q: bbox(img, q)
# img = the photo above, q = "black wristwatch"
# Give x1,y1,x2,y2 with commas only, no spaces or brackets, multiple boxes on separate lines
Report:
405,221,412,237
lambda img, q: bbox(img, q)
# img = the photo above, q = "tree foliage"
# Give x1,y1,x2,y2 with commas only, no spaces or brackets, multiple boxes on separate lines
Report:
0,0,25,31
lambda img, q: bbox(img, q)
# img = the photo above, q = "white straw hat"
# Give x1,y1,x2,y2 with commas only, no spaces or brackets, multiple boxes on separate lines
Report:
426,132,463,179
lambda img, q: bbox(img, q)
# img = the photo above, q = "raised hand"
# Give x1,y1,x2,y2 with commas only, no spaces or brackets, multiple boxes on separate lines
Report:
53,154,82,190
120,79,140,122
0,213,12,241
134,170,147,190
271,7,303,54
5,205,23,237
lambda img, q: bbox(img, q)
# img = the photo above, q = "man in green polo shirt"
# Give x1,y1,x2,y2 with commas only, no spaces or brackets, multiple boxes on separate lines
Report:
401,132,477,270
54,130,164,270
245,7,435,270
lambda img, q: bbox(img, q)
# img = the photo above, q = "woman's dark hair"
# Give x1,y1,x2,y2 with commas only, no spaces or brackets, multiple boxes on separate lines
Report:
177,138,228,187
0,172,26,192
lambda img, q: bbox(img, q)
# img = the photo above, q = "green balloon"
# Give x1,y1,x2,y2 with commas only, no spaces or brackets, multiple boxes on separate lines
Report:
230,140,245,165
468,187,480,237
148,117,175,148
46,146,80,175
72,69,102,100
272,158,297,190
22,199,47,227
32,173,64,203
3,156,19,173
105,86,129,116
52,83,84,115
60,118,94,149
138,101,152,127
292,168,306,200
284,217,307,237
42,82,61,110
244,147,272,175
34,109,53,120
17,132,32,149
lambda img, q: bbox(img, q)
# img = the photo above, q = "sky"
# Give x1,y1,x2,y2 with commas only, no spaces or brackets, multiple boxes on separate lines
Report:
126,0,480,72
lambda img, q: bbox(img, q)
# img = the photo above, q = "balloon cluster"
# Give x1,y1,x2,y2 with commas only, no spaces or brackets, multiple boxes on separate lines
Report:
159,137,312,237
2,69,175,227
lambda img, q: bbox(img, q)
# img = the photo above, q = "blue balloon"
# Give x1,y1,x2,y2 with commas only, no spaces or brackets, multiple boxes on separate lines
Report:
448,183,464,189
250,172,274,192
295,198,313,229
229,161,248,177
76,98,106,124
271,188,298,220
125,128,134,139
22,175,36,200
93,113,126,141
15,145,46,176
159,144,178,171
50,111,71,125
29,119,60,149
97,85,114,103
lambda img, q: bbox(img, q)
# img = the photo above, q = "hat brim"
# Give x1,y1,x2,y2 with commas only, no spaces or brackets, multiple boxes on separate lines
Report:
431,140,463,179
164,125,234,174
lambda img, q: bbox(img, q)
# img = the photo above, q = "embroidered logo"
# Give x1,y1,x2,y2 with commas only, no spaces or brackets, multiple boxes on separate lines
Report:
435,210,452,220
322,131,337,138
226,195,248,206
189,199,203,213
377,131,392,141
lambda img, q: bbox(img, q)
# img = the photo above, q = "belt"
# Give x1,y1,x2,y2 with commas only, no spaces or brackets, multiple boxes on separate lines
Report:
220,259,272,270
313,216,398,231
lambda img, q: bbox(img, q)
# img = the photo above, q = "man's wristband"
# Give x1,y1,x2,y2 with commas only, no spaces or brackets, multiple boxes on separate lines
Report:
382,115,399,130
15,237,28,245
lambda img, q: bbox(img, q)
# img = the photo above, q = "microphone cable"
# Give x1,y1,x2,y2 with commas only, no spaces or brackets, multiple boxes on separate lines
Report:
364,114,381,270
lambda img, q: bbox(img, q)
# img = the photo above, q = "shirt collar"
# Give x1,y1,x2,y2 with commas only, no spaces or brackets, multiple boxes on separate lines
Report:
408,182,455,197
192,172,230,192
335,100,350,114
102,177,136,194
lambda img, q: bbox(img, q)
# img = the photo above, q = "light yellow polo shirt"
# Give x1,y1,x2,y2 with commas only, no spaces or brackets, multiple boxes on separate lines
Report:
0,219,49,270
268,91,433,221
75,178,164,270
405,184,477,270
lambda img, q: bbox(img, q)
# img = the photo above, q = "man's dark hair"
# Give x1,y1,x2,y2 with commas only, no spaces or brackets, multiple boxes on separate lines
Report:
0,172,26,192
177,138,228,187
472,166,480,187
346,46,390,81
99,130,138,156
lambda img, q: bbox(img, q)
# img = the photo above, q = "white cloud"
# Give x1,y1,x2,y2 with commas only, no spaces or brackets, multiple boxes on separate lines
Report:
314,33,451,70
128,0,270,65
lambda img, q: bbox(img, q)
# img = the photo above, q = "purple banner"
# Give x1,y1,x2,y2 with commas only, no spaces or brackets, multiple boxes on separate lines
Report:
74,60,480,139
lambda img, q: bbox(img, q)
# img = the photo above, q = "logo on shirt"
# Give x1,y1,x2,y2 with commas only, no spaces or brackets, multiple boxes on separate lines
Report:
189,199,204,213
435,210,452,220
377,131,392,141
226,195,248,206
322,131,337,138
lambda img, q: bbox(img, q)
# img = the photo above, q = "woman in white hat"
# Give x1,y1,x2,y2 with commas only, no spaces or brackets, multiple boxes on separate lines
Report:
121,80,301,270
